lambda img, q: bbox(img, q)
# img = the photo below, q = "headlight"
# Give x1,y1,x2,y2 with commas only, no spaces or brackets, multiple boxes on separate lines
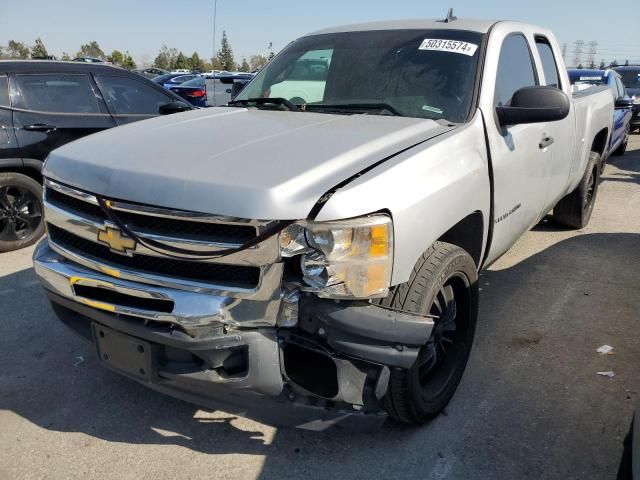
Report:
280,214,393,299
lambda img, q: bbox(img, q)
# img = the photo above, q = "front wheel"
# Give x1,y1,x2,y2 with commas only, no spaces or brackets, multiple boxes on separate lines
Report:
551,151,600,229
377,241,479,425
0,172,45,253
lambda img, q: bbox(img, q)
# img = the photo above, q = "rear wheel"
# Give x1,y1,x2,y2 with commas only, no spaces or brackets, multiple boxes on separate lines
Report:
0,172,45,253
551,152,600,229
377,242,478,425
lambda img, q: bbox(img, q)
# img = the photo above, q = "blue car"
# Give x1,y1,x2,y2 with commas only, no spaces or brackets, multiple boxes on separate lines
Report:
568,69,633,157
613,66,640,133
169,77,207,107
151,73,200,90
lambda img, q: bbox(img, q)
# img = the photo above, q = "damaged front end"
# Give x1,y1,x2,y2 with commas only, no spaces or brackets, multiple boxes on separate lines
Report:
34,180,433,420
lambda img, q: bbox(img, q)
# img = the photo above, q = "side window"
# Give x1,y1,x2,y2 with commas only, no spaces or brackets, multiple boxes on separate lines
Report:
267,49,333,104
15,74,100,113
0,76,9,107
535,37,561,89
494,34,537,106
96,75,172,115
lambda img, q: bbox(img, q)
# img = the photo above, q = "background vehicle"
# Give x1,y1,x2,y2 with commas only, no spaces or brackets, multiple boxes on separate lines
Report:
170,68,190,74
614,66,640,132
72,56,105,64
34,19,613,426
0,60,191,252
134,67,168,79
169,76,207,107
568,68,633,156
160,73,200,90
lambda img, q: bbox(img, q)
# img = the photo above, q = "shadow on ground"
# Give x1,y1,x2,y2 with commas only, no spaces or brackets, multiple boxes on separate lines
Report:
1,232,640,479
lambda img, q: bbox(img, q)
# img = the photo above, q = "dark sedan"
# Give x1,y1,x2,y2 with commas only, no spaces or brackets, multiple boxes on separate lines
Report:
169,77,207,107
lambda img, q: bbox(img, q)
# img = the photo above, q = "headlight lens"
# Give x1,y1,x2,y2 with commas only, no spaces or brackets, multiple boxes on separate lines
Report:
280,214,393,299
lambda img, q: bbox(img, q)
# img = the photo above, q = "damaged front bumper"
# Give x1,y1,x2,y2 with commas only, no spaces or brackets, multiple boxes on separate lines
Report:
34,240,433,419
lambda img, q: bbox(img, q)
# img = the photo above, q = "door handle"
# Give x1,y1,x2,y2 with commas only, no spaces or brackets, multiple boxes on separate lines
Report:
23,123,57,132
539,136,554,149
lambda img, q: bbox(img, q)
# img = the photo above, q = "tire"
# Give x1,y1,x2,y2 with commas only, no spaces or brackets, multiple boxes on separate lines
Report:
551,151,600,230
376,241,479,425
0,172,45,253
612,125,630,156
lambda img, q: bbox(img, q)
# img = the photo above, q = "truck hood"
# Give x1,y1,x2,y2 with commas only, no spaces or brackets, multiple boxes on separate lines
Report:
44,107,453,220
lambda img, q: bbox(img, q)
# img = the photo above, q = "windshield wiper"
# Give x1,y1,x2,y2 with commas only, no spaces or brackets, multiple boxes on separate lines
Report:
303,103,402,116
228,97,301,112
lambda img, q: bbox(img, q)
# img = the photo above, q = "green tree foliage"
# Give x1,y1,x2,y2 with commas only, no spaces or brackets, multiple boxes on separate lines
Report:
61,52,71,61
174,52,189,69
239,58,250,72
154,45,178,70
625,59,629,66
108,50,124,65
31,38,48,58
248,54,268,71
5,40,30,59
189,52,205,71
610,59,619,67
217,31,235,70
77,41,105,60
599,59,606,69
122,52,136,70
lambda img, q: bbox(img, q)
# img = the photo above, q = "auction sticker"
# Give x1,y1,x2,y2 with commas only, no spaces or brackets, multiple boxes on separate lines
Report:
419,39,478,56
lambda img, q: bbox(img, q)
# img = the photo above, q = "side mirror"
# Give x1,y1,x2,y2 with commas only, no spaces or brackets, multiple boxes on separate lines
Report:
230,80,249,100
158,101,192,115
496,86,570,126
615,97,634,109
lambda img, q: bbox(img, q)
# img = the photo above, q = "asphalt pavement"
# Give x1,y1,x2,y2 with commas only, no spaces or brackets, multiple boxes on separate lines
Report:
1,135,640,480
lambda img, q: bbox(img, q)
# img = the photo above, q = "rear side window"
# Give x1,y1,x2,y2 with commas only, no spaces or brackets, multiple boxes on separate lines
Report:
535,37,560,89
96,75,172,115
0,76,9,106
494,34,537,106
15,74,100,113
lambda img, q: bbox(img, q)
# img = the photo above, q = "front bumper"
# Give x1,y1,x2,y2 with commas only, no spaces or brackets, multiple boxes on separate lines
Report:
34,239,434,422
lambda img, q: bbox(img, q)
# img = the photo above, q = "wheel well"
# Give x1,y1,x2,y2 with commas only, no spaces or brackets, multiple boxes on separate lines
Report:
438,212,484,268
0,166,43,185
591,128,609,157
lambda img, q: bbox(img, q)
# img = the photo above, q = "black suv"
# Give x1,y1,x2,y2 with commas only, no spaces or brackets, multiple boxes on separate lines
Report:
0,61,191,252
614,66,640,132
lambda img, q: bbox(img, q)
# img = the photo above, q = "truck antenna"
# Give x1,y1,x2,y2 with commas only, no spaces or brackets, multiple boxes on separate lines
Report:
440,8,457,23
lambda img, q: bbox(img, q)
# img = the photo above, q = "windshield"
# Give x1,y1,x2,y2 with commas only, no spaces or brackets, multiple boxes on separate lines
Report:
236,29,484,122
617,69,640,89
181,77,205,87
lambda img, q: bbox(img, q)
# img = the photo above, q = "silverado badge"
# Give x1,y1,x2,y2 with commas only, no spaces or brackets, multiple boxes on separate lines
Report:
97,226,137,255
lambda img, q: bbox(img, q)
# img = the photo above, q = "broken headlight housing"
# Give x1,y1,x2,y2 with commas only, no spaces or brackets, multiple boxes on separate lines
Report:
280,214,393,299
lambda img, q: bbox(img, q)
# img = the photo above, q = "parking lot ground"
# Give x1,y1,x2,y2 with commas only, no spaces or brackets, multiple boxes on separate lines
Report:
1,135,640,480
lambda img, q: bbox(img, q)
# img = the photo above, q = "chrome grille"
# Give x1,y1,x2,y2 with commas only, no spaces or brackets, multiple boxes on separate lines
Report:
43,179,283,298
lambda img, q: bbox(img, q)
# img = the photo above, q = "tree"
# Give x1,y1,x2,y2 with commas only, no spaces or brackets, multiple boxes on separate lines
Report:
121,52,136,70
174,52,189,70
210,57,224,70
610,59,619,67
6,40,30,59
61,52,71,61
108,50,124,65
77,41,105,60
217,31,235,70
625,59,630,66
577,63,583,69
248,54,268,71
190,52,204,71
599,59,606,69
154,45,178,70
238,58,250,72
31,38,48,59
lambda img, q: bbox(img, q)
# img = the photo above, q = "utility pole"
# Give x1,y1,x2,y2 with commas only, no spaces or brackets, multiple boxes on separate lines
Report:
586,41,598,69
561,42,567,63
572,40,584,68
211,0,218,104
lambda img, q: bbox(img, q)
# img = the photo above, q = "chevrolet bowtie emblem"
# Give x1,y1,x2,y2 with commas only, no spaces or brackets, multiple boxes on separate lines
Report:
97,226,137,255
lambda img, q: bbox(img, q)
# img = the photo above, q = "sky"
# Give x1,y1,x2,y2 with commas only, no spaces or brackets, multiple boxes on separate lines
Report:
1,0,639,67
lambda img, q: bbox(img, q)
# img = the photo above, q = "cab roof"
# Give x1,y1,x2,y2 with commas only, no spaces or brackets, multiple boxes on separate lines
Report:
307,18,498,36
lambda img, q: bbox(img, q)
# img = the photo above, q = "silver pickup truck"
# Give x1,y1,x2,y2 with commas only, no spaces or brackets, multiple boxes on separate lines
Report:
34,18,613,426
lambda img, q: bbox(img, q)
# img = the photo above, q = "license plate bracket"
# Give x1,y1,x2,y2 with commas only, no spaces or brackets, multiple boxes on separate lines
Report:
92,324,154,382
